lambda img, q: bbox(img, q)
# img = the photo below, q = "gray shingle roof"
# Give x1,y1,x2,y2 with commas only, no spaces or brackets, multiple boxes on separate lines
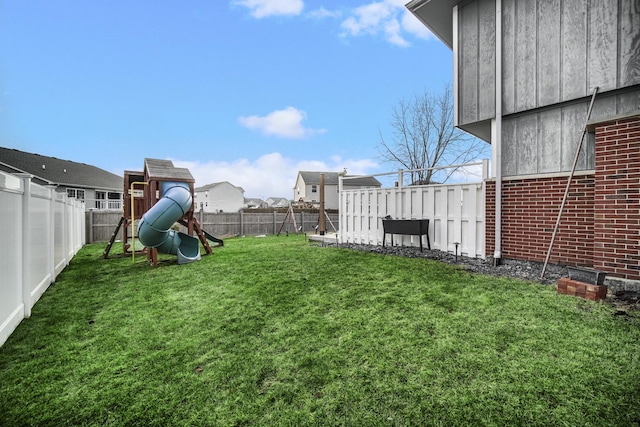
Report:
299,171,381,187
0,146,123,191
144,158,194,182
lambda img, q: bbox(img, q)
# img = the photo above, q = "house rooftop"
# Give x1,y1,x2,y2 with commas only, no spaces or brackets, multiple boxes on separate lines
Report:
299,171,381,187
195,181,245,193
0,146,123,190
406,0,458,49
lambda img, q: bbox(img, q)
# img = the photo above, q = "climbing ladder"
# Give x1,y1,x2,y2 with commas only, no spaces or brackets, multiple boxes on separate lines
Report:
103,216,126,258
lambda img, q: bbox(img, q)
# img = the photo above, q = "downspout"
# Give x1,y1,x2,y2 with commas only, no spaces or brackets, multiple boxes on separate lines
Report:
453,5,459,128
493,0,503,265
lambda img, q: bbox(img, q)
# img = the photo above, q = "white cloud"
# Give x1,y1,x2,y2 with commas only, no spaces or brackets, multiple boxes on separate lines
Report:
172,153,378,199
307,7,341,20
341,2,394,36
238,106,327,139
234,0,303,18
401,8,433,40
338,1,432,46
235,1,432,46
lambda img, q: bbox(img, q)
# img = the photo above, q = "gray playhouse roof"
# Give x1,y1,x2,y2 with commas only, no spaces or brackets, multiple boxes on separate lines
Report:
144,158,195,182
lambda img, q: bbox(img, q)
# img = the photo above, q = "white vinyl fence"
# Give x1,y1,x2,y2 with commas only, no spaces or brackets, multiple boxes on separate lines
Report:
339,161,488,259
0,172,85,347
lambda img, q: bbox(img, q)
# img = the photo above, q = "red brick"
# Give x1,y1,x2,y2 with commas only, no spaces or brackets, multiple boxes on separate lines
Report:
557,278,608,301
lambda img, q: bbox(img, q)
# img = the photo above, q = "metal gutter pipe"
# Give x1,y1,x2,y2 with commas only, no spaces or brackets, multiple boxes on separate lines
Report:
493,0,503,265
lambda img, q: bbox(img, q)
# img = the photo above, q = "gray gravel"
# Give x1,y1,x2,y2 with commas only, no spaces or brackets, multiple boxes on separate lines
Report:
323,241,567,284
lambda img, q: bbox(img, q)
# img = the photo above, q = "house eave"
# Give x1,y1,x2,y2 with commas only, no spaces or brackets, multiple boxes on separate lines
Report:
406,0,459,50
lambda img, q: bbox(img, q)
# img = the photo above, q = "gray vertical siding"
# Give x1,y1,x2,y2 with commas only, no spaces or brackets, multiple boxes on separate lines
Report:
621,0,640,86
561,1,588,101
502,119,517,176
459,3,479,124
457,0,495,126
478,1,496,121
499,0,640,115
537,0,561,106
515,114,537,175
501,90,639,176
588,1,618,92
514,0,537,112
538,109,562,174
560,103,588,171
452,0,639,125
453,0,639,177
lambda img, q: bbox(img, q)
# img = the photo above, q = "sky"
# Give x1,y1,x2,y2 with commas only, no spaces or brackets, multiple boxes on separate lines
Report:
0,0,478,199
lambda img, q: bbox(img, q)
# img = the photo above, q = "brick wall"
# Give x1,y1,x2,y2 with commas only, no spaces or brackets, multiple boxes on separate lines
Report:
485,175,595,266
486,115,640,280
593,117,640,280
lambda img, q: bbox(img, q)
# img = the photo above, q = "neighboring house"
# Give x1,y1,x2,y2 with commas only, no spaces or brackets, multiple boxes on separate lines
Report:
294,171,382,210
244,197,265,209
0,146,124,209
266,197,290,208
408,0,640,280
194,181,245,213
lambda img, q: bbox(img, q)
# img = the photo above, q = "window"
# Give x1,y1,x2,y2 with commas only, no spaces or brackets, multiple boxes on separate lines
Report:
95,191,106,209
311,185,317,193
67,188,85,200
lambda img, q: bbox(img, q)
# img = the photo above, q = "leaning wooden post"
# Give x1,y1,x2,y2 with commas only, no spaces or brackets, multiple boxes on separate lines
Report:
319,173,326,235
541,87,598,279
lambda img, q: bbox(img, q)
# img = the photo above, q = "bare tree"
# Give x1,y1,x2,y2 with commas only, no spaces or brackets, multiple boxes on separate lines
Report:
378,83,488,184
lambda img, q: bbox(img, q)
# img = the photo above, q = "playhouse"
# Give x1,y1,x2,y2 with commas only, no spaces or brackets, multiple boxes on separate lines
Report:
104,158,222,265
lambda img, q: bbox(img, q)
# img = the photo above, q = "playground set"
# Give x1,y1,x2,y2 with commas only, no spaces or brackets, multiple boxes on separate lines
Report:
104,158,222,265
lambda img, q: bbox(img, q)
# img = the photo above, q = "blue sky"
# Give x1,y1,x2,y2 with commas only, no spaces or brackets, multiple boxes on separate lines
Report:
0,0,464,199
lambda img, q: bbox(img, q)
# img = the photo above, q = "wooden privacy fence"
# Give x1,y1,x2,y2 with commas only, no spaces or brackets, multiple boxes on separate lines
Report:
339,161,488,259
1,172,85,347
86,209,340,243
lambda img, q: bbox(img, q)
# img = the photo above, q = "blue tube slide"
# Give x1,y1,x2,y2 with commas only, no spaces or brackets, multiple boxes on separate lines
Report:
137,181,201,264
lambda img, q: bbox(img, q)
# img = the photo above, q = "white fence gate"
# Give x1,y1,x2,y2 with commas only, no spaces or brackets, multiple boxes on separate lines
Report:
0,172,86,347
339,161,487,259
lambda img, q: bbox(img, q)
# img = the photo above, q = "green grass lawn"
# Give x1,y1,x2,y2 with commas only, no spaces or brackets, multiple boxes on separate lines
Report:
1,235,639,426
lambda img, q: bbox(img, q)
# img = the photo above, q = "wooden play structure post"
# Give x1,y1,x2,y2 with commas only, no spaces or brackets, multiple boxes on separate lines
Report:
103,170,146,258
130,180,148,263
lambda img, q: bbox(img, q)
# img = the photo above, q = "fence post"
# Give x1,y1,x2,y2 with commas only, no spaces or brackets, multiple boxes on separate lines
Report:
17,174,32,318
88,209,94,243
47,186,56,283
240,210,244,236
62,193,69,267
273,211,277,235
